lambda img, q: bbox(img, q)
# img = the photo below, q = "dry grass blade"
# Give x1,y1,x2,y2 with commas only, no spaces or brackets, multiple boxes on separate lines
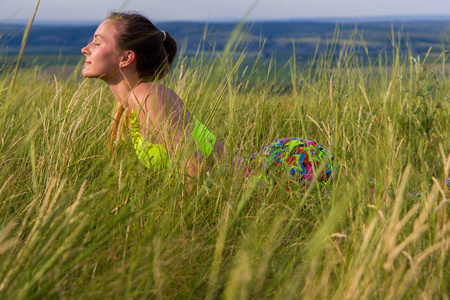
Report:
7,0,41,98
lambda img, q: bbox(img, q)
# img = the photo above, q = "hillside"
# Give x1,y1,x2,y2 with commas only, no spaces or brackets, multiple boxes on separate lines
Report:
1,20,450,61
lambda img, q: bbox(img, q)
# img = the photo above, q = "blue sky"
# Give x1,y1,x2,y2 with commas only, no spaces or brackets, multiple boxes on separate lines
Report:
2,0,450,23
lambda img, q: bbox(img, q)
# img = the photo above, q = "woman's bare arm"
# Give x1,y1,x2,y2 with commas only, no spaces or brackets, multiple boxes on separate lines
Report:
129,83,225,178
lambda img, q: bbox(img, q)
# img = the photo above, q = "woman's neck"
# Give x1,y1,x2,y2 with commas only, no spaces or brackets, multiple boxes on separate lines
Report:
105,74,141,108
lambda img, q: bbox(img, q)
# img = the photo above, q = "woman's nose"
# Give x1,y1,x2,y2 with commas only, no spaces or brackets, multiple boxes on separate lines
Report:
81,44,89,55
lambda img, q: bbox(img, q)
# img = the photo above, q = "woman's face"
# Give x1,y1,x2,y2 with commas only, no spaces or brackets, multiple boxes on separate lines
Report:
81,20,123,80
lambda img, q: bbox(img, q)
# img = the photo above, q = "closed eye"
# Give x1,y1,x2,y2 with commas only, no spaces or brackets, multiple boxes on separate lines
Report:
89,36,101,46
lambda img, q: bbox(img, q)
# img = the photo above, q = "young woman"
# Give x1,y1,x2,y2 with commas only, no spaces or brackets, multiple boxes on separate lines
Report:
82,12,336,185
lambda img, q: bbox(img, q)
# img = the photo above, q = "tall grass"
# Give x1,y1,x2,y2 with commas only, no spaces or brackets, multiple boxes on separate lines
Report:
0,27,449,299
7,0,40,98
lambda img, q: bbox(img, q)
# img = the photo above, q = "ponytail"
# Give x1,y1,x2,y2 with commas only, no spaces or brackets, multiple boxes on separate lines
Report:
162,30,177,73
108,103,128,154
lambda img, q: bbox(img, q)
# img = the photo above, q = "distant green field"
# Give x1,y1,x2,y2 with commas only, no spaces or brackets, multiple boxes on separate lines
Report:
2,19,450,64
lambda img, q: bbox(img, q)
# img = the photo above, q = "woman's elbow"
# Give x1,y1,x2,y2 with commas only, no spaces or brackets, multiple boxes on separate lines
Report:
186,150,207,179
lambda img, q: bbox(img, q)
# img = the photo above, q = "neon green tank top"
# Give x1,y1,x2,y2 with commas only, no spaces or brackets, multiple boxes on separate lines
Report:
130,111,216,170
130,111,169,170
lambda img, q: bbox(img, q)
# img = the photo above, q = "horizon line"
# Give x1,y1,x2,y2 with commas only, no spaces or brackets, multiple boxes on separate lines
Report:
2,14,450,26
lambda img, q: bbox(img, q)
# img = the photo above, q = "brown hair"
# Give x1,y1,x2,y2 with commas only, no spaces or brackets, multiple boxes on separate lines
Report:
107,103,128,153
107,12,177,81
106,12,178,152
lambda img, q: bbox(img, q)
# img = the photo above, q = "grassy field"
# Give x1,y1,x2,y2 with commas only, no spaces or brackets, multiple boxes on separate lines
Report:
0,29,449,299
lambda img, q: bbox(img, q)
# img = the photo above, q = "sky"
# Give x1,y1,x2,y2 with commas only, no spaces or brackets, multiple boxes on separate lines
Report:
1,0,450,23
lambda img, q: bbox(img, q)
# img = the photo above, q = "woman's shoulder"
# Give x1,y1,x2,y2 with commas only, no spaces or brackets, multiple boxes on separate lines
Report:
136,82,175,96
135,82,179,103
127,83,173,111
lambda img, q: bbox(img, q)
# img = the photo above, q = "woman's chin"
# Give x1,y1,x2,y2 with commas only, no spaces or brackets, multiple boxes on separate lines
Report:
81,70,109,80
82,71,98,78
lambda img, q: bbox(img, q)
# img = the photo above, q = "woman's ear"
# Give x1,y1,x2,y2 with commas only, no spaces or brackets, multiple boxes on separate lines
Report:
119,50,136,67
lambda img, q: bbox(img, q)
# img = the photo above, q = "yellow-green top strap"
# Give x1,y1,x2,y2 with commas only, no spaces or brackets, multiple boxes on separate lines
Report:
130,110,169,169
190,115,216,159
